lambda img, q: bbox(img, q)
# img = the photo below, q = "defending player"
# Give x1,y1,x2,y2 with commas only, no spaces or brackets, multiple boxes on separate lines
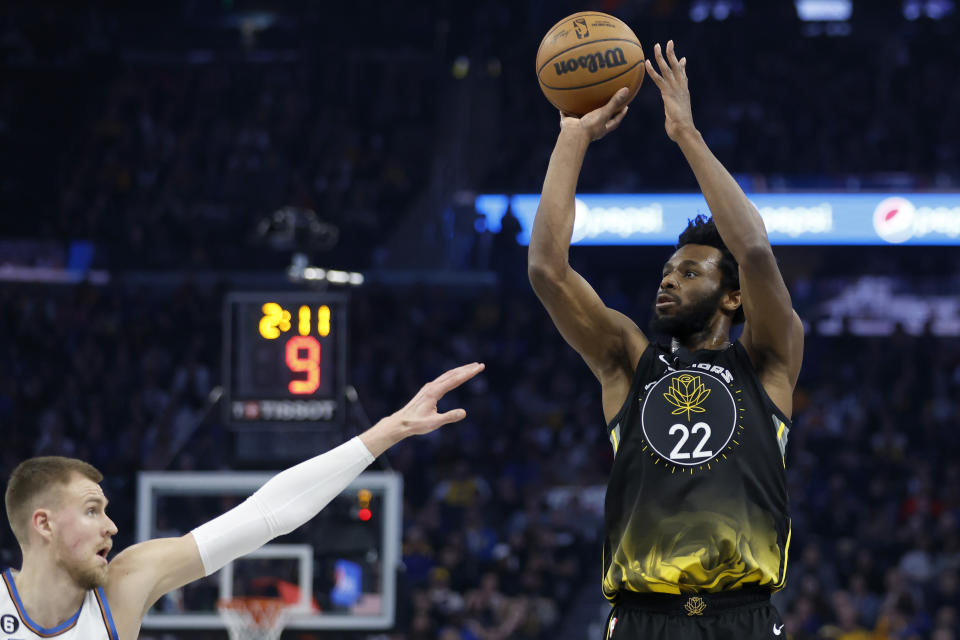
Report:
1,362,483,640
528,41,803,639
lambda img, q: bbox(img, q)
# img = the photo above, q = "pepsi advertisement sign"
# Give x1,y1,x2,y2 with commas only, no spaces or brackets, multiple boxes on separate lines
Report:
474,193,960,246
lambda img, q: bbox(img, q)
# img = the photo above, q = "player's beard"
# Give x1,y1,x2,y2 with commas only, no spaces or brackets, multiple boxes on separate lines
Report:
65,557,108,590
650,287,725,341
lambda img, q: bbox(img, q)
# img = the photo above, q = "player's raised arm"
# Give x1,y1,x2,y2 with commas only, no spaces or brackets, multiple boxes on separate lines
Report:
528,89,648,408
103,362,484,639
646,41,803,411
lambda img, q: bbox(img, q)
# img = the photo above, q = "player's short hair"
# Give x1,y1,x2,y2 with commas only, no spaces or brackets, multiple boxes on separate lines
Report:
4,456,103,546
677,215,745,325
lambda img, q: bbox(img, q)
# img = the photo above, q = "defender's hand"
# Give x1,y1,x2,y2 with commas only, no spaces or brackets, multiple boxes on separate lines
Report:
559,87,631,142
645,40,696,142
393,362,484,436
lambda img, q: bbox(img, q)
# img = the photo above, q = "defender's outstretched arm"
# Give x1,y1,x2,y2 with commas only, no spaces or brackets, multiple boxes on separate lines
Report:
104,362,484,640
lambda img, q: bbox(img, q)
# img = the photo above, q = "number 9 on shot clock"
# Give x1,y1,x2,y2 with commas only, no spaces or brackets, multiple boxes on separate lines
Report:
223,292,347,426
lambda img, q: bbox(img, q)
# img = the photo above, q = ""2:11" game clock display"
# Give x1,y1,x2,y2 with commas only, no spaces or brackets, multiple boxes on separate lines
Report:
224,292,347,426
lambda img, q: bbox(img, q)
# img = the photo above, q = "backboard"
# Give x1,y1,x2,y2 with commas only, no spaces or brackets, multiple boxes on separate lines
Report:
136,471,401,631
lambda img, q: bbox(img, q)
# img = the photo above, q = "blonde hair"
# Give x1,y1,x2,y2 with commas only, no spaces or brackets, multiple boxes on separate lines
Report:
4,456,103,545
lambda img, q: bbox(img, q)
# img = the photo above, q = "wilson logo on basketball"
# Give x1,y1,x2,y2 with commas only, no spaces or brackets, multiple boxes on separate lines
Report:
553,48,627,75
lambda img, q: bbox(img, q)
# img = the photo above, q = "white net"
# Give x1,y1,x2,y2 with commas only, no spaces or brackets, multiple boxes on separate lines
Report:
217,598,289,640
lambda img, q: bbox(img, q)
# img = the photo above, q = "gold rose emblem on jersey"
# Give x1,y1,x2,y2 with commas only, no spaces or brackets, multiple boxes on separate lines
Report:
684,596,707,616
663,374,711,421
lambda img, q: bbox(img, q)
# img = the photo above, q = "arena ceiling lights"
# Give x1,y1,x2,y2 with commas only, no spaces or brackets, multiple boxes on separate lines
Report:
688,0,744,22
794,0,954,21
794,0,853,21
902,0,955,19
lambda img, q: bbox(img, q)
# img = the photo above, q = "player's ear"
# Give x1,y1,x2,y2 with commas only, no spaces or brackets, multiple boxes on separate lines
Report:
32,508,55,541
722,289,741,315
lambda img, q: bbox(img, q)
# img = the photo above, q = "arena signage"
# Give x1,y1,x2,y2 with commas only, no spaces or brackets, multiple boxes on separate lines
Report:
474,193,960,245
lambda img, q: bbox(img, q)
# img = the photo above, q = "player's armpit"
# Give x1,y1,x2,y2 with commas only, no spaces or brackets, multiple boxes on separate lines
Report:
528,262,647,383
104,535,205,634
737,248,804,398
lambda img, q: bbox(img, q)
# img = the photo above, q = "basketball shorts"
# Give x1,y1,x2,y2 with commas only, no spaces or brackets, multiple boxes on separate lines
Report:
604,588,785,640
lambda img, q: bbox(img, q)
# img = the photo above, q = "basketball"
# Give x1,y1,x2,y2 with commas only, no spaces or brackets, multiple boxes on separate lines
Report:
535,12,644,116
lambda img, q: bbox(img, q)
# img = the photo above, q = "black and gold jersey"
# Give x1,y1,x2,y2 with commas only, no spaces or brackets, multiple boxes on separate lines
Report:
602,341,791,600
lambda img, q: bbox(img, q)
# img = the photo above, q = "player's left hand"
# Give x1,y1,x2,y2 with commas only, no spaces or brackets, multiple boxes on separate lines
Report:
645,40,696,142
393,362,485,436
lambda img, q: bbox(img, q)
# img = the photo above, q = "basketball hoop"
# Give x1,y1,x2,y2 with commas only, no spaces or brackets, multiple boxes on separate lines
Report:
217,597,290,640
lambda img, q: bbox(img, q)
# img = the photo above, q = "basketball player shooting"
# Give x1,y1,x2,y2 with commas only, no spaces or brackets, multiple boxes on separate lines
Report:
1,362,483,640
528,41,803,639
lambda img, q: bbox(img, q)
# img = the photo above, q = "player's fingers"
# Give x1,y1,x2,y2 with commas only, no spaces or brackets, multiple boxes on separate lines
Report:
429,362,484,396
431,362,479,385
603,87,630,114
666,39,681,68
644,59,664,87
605,105,628,132
674,50,688,83
443,362,484,390
654,43,673,79
436,408,467,426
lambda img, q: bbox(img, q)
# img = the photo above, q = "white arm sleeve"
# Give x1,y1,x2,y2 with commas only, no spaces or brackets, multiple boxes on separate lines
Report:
190,436,374,575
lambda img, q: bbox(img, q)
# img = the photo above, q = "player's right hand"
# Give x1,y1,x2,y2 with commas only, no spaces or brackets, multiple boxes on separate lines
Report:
559,87,630,142
392,362,485,436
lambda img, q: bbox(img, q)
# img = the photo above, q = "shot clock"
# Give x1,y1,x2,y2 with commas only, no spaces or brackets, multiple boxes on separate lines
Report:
223,292,346,426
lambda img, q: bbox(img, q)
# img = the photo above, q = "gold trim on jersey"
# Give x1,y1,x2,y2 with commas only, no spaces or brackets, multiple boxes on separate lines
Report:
773,415,790,460
610,423,622,455
773,522,792,591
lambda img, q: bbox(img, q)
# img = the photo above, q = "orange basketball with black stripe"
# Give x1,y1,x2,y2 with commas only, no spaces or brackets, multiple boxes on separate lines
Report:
535,12,644,116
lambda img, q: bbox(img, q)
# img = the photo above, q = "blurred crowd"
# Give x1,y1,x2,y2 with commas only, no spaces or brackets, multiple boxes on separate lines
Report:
2,266,959,639
487,1,960,195
3,2,441,270
775,327,960,640
3,1,960,270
